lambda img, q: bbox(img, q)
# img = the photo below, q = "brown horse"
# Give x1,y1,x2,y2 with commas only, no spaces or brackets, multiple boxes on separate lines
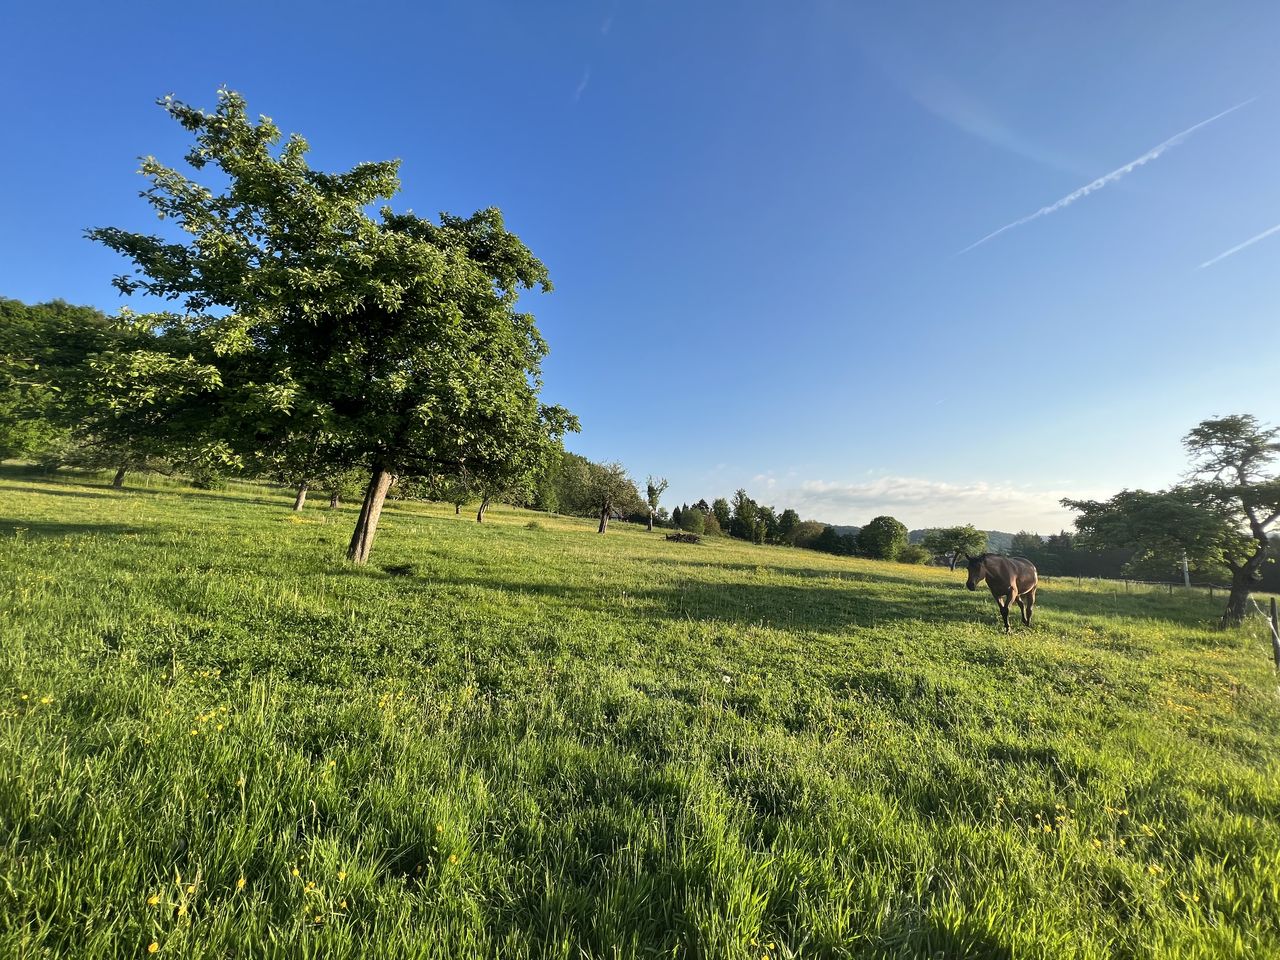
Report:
965,553,1038,633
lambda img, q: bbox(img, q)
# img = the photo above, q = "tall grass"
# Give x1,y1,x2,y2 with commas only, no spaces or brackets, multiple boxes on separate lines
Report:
1,467,1277,958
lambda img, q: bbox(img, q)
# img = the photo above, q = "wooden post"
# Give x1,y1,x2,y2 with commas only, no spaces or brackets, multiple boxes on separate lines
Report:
1270,598,1280,671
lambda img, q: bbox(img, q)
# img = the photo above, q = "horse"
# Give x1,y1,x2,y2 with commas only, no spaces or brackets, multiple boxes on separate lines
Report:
965,553,1038,633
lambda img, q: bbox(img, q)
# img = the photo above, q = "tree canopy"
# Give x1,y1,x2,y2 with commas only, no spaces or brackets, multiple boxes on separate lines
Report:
88,89,574,562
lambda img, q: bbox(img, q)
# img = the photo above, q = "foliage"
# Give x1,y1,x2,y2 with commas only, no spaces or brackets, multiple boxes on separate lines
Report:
2,470,1278,958
729,489,758,542
920,525,988,569
678,506,706,535
857,515,908,561
88,89,573,561
896,543,931,565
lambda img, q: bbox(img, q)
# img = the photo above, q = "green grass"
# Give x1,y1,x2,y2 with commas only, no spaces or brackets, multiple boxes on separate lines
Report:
2,467,1278,959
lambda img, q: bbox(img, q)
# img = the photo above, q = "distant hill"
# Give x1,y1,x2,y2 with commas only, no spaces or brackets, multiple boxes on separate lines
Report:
909,529,1017,553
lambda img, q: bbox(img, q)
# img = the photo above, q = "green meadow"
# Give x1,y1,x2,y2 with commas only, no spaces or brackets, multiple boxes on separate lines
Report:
1,468,1278,959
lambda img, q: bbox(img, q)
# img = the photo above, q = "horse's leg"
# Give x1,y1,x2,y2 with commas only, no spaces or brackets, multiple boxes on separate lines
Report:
998,593,1013,633
1015,596,1026,627
1024,588,1036,626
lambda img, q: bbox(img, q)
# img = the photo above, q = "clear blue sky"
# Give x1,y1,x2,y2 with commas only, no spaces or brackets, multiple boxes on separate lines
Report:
3,1,1277,531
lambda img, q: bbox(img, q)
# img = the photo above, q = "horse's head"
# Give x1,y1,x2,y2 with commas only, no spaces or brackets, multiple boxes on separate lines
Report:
965,553,986,591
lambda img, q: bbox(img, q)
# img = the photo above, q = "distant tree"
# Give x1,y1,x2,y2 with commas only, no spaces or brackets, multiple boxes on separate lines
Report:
703,510,722,536
645,476,669,532
671,505,683,529
897,543,931,564
814,525,855,556
588,461,641,534
712,497,732,531
756,505,778,544
790,519,826,549
920,525,988,570
857,515,908,561
1010,531,1045,557
730,489,758,541
679,506,706,535
693,499,711,514
1064,415,1280,626
777,508,800,544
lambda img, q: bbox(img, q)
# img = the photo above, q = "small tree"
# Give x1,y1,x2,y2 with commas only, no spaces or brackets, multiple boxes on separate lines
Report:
588,461,641,534
712,497,732,531
857,515,908,561
777,508,800,544
729,489,758,542
897,543,931,564
679,506,706,535
645,476,669,532
921,525,988,570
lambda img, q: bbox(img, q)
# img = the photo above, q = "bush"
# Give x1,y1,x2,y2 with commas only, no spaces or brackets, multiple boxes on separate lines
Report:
897,544,931,565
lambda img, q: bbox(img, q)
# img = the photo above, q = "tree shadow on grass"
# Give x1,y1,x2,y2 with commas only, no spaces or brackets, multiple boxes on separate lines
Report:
0,517,147,539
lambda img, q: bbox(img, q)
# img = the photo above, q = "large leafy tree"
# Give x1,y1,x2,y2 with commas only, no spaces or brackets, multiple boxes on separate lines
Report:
857,515,908,561
0,298,131,466
921,525,988,570
1064,415,1280,626
90,90,571,562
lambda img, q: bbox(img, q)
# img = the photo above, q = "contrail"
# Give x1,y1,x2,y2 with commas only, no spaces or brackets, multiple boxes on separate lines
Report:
1198,221,1280,269
958,98,1255,255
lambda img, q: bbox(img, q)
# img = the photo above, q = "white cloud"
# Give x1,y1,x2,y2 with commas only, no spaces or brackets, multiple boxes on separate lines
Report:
772,475,1097,532
1198,220,1280,269
959,99,1255,254
573,66,591,102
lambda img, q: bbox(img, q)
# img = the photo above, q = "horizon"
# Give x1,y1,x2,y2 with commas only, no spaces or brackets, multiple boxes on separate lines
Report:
2,1,1277,531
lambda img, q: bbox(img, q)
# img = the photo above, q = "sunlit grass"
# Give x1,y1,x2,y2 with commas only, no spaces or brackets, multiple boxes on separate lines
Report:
1,466,1277,958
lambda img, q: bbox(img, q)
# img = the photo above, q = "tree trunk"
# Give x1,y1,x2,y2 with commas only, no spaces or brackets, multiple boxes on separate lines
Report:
476,498,490,523
647,510,655,532
346,466,394,564
111,466,127,489
454,502,462,515
1221,554,1265,627
598,505,609,534
329,490,340,510
292,481,309,512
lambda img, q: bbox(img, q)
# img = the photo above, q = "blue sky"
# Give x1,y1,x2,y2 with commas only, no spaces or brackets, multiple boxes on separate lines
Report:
2,1,1277,531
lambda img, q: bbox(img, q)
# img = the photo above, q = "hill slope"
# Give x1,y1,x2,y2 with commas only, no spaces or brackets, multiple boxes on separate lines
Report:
1,468,1278,958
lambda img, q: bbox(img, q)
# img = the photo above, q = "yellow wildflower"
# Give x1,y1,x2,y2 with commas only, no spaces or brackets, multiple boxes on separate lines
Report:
40,696,53,705
236,877,246,890
148,944,159,954
449,854,458,864
340,899,348,909
186,884,196,894
147,894,160,906
338,871,347,881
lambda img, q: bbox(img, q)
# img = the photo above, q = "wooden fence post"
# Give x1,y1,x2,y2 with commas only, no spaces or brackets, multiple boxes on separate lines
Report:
1270,598,1280,671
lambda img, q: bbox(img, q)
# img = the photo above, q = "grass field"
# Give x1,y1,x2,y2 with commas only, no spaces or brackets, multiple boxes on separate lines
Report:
2,467,1278,959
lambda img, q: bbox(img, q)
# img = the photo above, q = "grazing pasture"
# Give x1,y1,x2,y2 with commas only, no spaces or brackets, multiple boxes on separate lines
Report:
1,469,1278,959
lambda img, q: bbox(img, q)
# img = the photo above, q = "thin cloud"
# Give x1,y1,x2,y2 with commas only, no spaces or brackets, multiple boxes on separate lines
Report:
573,66,591,102
958,98,1255,255
1198,221,1280,269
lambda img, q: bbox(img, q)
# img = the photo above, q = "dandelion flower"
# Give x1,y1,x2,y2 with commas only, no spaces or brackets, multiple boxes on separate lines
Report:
40,696,53,705
186,884,196,894
147,894,161,906
291,868,300,877
236,877,246,890
20,694,28,701
337,871,347,881
148,943,159,954
449,854,458,864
